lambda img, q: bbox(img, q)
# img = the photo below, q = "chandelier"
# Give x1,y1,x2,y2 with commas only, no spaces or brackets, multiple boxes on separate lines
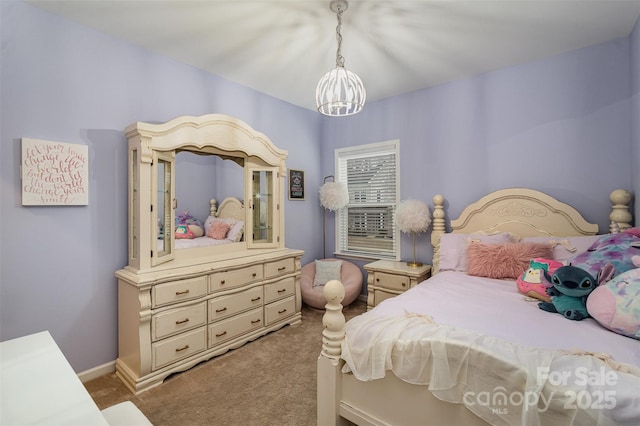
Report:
315,0,366,116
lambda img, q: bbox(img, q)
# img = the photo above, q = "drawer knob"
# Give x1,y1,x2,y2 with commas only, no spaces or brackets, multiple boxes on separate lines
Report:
220,280,226,285
175,344,189,352
252,273,257,277
175,318,190,325
277,289,286,293
278,266,286,271
402,283,406,287
251,297,261,302
175,289,190,295
215,307,227,313
376,278,379,282
251,319,261,324
216,331,227,338
278,308,287,314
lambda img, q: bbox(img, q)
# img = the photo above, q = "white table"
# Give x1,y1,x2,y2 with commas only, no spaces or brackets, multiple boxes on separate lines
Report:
1,331,109,425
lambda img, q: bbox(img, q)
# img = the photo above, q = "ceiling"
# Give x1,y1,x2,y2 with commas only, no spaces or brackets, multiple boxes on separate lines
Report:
28,0,640,112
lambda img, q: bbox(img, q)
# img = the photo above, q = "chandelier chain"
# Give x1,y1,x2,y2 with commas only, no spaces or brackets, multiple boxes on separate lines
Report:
335,6,345,68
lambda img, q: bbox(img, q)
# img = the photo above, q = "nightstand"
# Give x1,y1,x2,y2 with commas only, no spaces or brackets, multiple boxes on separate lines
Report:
364,260,431,310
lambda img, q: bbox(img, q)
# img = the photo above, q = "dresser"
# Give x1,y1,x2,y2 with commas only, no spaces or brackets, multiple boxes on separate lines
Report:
116,249,303,394
364,260,431,309
117,115,304,394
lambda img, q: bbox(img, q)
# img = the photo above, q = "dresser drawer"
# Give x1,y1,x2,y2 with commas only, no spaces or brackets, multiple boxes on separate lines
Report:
208,286,263,323
264,277,295,303
373,272,409,291
152,327,206,370
264,258,294,279
265,296,295,326
209,265,263,292
208,308,263,347
152,302,207,341
153,276,207,307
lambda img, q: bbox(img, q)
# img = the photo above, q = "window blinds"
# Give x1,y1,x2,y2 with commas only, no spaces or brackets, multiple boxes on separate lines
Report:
336,142,399,259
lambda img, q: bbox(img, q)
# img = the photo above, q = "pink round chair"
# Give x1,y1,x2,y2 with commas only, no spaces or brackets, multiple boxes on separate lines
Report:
300,258,363,310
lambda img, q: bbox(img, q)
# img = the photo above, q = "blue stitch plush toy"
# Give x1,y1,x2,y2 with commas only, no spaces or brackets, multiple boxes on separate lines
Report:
538,264,614,321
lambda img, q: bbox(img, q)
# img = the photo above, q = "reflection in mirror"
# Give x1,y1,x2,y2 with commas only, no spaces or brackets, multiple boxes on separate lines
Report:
175,151,243,220
165,150,246,250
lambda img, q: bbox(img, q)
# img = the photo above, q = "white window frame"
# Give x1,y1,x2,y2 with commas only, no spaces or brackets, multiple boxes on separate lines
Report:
334,140,400,260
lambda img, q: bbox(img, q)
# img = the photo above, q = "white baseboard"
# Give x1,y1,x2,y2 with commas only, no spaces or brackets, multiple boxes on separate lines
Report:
78,360,116,383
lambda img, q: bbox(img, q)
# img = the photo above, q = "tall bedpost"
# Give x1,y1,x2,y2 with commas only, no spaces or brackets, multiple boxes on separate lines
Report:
209,198,218,217
431,194,446,274
317,280,346,426
609,189,633,231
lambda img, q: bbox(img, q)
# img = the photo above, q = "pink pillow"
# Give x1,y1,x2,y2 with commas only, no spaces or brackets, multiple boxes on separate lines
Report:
439,232,513,272
207,221,231,240
466,242,553,279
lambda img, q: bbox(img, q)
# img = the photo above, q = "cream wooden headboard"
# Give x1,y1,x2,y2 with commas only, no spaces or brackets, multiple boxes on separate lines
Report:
209,197,245,222
430,188,633,274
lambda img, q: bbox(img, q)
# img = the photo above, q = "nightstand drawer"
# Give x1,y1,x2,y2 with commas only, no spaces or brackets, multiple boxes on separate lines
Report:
208,308,263,346
153,276,207,307
374,272,410,291
152,327,206,370
209,265,263,292
208,286,263,322
264,277,295,303
372,288,398,306
152,302,207,341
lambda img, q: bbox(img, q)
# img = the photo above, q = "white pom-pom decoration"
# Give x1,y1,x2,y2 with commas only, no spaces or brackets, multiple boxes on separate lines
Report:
319,181,349,211
395,199,431,234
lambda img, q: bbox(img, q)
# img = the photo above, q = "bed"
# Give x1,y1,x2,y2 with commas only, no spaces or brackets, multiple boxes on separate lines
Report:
317,188,638,426
166,196,245,250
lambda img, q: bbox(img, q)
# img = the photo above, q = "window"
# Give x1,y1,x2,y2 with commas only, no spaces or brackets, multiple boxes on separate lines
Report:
335,140,400,259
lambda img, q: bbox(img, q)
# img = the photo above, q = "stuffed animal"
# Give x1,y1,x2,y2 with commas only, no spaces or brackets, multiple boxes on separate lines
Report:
538,264,613,320
175,211,204,238
517,258,563,302
587,255,640,339
567,231,640,281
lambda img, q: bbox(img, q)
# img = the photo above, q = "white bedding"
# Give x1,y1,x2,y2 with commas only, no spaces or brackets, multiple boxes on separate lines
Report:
342,272,640,426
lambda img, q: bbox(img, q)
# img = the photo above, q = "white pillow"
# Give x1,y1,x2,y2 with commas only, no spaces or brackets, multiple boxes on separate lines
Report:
226,220,245,242
438,232,513,272
521,235,602,262
313,260,342,287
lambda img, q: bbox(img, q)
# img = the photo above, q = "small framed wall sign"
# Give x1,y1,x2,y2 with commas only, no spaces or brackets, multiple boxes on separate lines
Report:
21,138,89,206
288,169,305,200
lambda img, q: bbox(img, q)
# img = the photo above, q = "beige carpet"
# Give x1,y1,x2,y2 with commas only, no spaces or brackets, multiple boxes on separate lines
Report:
85,300,366,426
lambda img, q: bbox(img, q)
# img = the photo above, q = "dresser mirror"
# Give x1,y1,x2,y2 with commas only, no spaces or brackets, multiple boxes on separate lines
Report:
126,114,287,272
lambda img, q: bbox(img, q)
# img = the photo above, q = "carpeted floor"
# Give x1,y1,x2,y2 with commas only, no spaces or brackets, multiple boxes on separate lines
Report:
85,300,366,426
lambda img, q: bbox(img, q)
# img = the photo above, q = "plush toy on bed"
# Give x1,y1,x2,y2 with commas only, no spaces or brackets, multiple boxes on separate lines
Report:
538,264,614,320
587,255,640,339
517,258,563,302
175,211,204,239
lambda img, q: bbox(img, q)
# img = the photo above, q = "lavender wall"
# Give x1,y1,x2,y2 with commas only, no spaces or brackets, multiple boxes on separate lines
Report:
0,2,322,372
631,18,640,216
321,38,634,267
1,1,637,375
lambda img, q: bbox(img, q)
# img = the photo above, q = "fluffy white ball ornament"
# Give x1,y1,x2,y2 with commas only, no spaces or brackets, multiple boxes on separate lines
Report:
319,181,349,211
